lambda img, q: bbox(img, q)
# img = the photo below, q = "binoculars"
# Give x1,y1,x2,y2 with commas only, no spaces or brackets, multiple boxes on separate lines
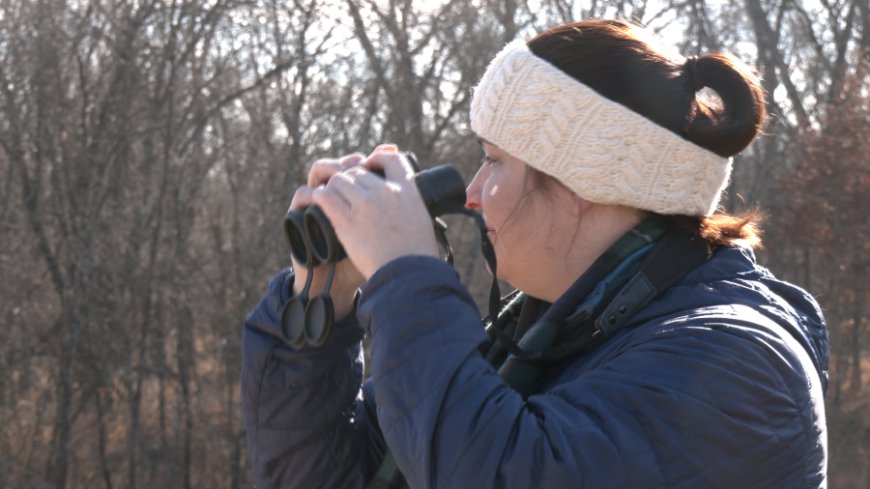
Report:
281,153,468,349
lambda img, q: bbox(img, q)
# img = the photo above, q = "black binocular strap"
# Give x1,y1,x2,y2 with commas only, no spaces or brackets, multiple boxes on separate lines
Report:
538,230,711,363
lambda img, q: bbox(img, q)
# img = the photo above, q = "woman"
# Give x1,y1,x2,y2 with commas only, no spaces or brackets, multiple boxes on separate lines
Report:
242,20,828,488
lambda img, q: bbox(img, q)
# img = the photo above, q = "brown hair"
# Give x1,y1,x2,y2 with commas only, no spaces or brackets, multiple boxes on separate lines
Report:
526,20,766,248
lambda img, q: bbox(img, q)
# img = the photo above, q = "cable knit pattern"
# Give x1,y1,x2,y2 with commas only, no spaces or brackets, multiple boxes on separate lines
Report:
470,40,732,216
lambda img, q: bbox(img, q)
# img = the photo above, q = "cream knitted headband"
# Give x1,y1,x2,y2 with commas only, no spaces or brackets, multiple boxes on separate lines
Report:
470,40,732,216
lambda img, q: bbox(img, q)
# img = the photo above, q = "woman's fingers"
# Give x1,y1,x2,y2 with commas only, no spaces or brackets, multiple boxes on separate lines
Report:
340,152,366,167
365,149,415,184
299,154,380,232
312,175,355,227
289,185,314,211
342,165,385,190
307,153,366,187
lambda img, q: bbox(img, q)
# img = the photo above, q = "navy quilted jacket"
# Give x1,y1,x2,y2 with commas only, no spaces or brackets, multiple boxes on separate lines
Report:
242,246,828,488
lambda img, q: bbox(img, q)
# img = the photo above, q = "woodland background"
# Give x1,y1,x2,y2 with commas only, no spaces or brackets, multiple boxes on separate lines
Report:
0,0,867,488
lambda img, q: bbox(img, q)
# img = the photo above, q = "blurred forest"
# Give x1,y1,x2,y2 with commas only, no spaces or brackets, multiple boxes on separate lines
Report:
0,0,867,488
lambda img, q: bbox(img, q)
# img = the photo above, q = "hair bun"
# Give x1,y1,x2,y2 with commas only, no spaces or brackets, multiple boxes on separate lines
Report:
683,53,766,157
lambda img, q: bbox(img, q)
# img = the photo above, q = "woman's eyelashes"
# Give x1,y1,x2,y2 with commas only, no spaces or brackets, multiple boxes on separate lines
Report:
482,155,498,166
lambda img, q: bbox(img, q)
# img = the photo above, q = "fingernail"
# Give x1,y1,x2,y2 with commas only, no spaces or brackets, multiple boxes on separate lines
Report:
375,144,398,153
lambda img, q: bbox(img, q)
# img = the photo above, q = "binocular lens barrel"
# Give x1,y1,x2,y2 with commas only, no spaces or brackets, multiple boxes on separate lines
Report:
304,205,345,264
284,163,467,267
284,209,316,267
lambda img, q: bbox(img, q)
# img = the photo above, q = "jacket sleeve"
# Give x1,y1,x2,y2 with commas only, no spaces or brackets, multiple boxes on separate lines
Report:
356,256,826,489
242,269,387,488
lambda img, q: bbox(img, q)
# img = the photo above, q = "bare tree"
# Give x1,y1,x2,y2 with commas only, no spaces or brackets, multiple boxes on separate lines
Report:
1,1,867,488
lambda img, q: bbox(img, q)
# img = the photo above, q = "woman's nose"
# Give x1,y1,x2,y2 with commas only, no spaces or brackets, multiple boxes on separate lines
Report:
465,168,484,210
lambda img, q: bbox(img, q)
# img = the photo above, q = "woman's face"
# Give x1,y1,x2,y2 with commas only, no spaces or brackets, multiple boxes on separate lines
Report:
465,141,566,287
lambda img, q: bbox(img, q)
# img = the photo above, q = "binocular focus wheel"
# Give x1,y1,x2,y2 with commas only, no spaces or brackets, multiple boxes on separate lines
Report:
304,295,334,347
280,297,308,349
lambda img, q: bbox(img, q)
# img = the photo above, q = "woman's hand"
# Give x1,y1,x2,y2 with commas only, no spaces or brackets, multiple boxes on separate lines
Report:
290,153,366,320
312,146,440,280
